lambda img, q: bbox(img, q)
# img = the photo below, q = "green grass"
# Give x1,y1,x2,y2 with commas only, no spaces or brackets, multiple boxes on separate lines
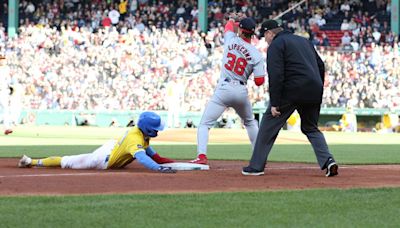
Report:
1,126,399,227
2,126,400,145
1,144,399,165
1,188,399,227
2,126,397,165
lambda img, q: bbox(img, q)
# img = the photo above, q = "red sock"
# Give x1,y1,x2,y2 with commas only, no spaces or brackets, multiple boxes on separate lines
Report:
198,154,207,159
152,153,174,164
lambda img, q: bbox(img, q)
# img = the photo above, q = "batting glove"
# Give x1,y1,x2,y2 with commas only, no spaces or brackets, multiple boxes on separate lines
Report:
158,166,177,174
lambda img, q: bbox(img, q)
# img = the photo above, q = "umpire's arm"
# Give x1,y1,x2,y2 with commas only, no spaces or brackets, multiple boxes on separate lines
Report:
267,39,285,107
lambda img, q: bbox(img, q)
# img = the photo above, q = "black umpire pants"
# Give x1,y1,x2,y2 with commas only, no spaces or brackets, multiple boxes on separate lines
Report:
249,102,335,171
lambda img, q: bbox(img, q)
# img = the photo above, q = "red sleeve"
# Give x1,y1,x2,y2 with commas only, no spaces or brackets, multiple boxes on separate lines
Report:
254,77,265,86
224,20,236,33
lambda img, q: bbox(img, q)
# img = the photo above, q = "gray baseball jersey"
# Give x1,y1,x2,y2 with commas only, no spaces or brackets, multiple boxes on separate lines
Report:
196,31,266,155
220,31,265,84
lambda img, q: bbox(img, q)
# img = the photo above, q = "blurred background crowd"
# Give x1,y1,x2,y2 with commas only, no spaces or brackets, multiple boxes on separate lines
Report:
0,0,399,113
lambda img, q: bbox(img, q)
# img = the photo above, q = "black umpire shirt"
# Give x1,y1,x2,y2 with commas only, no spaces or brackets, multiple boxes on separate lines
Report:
267,30,325,107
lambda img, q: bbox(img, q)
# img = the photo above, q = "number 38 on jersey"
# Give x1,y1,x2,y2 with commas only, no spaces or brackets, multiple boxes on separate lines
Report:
224,52,248,76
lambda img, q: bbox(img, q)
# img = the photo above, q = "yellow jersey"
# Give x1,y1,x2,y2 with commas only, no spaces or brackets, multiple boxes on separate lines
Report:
383,113,399,129
119,0,128,14
107,126,149,169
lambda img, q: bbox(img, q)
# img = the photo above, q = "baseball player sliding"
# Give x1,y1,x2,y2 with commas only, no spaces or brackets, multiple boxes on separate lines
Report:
18,112,177,173
190,13,266,164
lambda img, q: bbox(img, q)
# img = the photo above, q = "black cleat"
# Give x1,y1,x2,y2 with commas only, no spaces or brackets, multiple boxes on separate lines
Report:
242,166,264,176
326,162,339,177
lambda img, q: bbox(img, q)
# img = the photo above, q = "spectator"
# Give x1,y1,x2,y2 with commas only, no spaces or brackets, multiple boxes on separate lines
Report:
191,6,199,21
364,29,375,45
372,27,381,43
371,18,381,31
119,0,128,21
341,31,351,46
340,1,351,12
134,17,145,32
0,0,397,116
176,3,186,18
25,1,36,19
315,13,326,27
380,21,390,34
294,25,310,39
351,23,361,37
108,7,120,25
350,36,360,51
340,19,350,30
311,35,321,46
129,0,138,14
384,31,395,46
101,13,112,27
321,33,330,46
348,18,357,31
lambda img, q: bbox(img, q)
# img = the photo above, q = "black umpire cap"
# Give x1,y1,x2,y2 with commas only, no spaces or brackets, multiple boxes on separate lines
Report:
258,19,281,38
239,17,256,34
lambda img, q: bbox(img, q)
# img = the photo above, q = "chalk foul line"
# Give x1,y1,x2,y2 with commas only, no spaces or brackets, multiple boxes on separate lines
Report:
0,172,131,178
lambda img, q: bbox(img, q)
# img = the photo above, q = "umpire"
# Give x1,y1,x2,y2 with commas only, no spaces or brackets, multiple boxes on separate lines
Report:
242,20,338,177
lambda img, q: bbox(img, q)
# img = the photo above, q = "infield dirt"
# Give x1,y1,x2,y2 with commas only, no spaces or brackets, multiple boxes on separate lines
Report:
1,159,400,195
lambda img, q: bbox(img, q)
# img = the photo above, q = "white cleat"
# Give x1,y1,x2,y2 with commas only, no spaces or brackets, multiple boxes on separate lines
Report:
18,155,32,168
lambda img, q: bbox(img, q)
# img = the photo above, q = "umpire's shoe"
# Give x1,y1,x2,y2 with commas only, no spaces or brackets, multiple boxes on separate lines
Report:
325,159,339,177
242,166,264,176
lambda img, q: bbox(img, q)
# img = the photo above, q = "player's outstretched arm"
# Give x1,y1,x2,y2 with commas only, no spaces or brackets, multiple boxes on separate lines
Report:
224,12,244,33
224,18,237,33
135,151,176,173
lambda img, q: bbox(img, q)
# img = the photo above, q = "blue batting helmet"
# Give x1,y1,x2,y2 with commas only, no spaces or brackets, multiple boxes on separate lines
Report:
137,111,165,137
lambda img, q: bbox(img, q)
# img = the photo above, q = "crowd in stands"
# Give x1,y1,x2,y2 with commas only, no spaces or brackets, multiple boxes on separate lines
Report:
321,43,400,109
0,0,399,113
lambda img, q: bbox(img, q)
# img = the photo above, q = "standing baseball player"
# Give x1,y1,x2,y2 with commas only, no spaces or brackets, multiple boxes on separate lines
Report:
18,112,177,173
190,14,266,164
